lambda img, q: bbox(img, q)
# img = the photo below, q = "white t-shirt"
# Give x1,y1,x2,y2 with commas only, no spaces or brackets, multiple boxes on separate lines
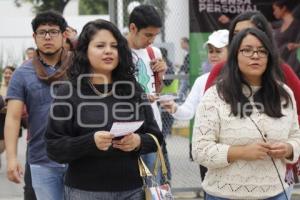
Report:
132,47,162,130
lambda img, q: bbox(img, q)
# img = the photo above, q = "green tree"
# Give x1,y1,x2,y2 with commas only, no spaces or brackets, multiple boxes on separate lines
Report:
14,0,70,13
79,0,108,15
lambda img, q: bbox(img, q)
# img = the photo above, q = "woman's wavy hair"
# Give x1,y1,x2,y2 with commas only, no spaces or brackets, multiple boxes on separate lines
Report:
216,28,292,118
68,19,143,100
228,11,284,81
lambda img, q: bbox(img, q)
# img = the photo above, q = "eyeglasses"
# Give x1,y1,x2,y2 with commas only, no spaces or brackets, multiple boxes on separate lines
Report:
35,29,61,38
239,48,269,58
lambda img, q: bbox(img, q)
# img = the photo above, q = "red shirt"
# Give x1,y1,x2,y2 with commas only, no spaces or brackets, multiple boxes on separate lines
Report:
204,62,300,123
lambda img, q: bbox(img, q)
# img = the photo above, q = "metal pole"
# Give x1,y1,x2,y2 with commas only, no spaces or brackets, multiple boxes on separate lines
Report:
117,0,124,31
108,0,116,24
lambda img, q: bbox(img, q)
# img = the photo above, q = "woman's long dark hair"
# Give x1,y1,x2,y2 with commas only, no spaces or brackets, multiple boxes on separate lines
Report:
68,19,143,100
216,28,292,118
228,11,284,81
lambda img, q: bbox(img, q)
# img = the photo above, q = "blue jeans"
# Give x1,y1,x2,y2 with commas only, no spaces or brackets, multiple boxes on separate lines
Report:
285,184,293,200
178,79,189,103
206,191,288,200
205,193,227,200
24,149,36,200
30,164,67,200
141,152,163,184
64,186,144,200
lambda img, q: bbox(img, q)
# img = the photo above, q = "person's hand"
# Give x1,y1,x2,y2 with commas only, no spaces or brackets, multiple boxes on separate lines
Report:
65,26,77,41
287,43,300,51
94,131,114,151
112,133,141,152
147,94,159,103
241,142,271,161
268,142,293,159
160,100,177,114
7,158,23,184
150,58,167,73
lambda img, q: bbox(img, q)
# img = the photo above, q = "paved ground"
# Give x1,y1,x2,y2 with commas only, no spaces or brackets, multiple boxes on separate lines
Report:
0,132,25,200
0,132,300,200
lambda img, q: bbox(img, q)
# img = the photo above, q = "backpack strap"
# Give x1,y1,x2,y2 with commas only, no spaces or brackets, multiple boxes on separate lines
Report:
146,46,162,93
146,46,155,60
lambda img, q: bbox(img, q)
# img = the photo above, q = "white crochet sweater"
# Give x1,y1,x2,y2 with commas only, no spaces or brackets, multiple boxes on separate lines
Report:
192,85,300,199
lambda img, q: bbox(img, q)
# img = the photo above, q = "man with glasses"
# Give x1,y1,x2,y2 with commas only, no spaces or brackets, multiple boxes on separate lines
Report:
5,11,69,200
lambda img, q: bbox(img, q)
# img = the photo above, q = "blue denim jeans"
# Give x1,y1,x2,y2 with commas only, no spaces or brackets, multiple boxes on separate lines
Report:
178,79,189,103
30,164,67,200
64,186,144,200
141,152,163,184
205,193,227,200
285,184,293,200
206,191,288,200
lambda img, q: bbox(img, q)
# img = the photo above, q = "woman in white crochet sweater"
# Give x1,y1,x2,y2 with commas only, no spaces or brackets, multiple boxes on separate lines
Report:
192,28,300,200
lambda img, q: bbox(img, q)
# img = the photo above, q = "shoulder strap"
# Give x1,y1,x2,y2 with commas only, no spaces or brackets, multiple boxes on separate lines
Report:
146,47,162,93
146,46,155,60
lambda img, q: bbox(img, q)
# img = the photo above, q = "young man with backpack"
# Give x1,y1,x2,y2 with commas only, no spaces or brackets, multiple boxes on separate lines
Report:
126,4,170,183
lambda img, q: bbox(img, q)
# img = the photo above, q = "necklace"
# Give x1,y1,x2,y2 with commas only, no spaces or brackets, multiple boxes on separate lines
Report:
88,79,113,97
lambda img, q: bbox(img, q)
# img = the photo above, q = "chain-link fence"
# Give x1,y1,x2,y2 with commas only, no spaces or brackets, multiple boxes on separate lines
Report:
109,0,202,197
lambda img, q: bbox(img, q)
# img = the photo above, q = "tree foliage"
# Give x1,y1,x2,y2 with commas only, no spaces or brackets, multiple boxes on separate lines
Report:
79,0,108,15
14,0,70,13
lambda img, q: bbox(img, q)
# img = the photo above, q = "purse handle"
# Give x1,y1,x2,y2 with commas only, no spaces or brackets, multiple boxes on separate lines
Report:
138,133,169,182
138,157,152,177
148,133,168,180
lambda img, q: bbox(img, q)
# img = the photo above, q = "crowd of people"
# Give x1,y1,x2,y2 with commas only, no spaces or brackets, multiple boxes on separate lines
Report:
0,0,300,200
